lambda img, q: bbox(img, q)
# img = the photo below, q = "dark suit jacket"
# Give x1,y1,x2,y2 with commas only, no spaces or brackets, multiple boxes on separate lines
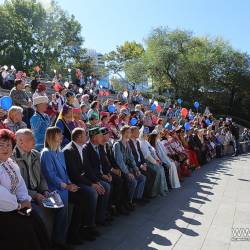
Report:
103,143,120,170
82,142,103,182
129,139,146,168
99,145,112,175
63,141,93,186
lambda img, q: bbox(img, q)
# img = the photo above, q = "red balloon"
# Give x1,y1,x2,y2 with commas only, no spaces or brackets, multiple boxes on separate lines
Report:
156,105,161,113
181,108,188,118
54,83,62,92
34,66,40,72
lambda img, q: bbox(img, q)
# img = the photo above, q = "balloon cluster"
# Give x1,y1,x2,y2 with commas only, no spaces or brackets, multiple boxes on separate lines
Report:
151,101,161,113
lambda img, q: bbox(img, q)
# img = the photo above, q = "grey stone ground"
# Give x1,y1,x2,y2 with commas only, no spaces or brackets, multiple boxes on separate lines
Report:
76,154,250,250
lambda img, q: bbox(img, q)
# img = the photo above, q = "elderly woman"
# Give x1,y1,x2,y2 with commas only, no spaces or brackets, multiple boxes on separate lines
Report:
55,104,75,148
139,127,168,196
0,129,49,250
4,105,27,132
30,96,50,151
81,94,90,108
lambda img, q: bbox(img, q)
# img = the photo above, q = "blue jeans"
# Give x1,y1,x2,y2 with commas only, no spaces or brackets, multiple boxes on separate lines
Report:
125,173,146,201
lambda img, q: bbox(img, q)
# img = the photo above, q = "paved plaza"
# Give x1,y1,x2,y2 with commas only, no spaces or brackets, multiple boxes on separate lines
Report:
77,154,250,250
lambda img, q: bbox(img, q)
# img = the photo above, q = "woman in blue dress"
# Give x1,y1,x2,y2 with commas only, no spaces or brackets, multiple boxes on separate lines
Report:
40,127,79,249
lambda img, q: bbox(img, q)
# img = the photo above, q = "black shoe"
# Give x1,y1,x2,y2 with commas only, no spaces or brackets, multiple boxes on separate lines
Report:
134,199,147,206
96,220,112,227
117,206,130,216
110,206,119,216
80,228,97,241
126,202,136,211
106,214,114,222
88,227,101,237
67,236,83,245
52,243,71,250
141,197,151,203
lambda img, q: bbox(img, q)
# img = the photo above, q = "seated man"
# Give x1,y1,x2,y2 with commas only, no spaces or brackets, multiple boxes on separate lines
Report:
63,128,100,241
129,126,156,200
82,127,111,226
113,125,146,210
98,127,129,215
12,129,49,224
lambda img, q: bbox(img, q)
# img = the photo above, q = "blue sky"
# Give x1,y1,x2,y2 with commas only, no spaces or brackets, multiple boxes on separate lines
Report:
2,0,250,54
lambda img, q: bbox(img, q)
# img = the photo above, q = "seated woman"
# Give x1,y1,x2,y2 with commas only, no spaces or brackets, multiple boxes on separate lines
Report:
139,127,168,196
148,132,181,188
41,127,84,247
164,128,192,178
4,105,27,132
177,128,200,170
0,129,49,250
108,114,120,140
72,107,86,129
55,104,75,148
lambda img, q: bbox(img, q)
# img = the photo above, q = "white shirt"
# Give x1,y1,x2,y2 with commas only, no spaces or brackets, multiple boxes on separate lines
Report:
0,185,18,212
73,141,84,162
0,158,31,212
132,139,141,163
139,139,158,165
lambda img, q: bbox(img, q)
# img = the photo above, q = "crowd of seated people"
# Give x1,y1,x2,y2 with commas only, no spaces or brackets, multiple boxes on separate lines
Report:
0,77,245,250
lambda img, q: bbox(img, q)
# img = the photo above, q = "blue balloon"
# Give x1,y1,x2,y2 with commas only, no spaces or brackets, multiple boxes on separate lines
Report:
108,105,115,113
177,98,182,104
194,101,199,109
130,117,137,126
205,118,211,126
164,123,172,130
0,96,12,111
151,104,157,111
189,114,194,120
184,122,191,131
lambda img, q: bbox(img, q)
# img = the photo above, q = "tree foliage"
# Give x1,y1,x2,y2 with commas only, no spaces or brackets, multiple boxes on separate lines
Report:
111,27,250,120
0,0,86,73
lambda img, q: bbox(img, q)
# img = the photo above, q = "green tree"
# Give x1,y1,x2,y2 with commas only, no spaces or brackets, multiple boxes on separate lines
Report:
105,41,145,87
0,0,85,73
